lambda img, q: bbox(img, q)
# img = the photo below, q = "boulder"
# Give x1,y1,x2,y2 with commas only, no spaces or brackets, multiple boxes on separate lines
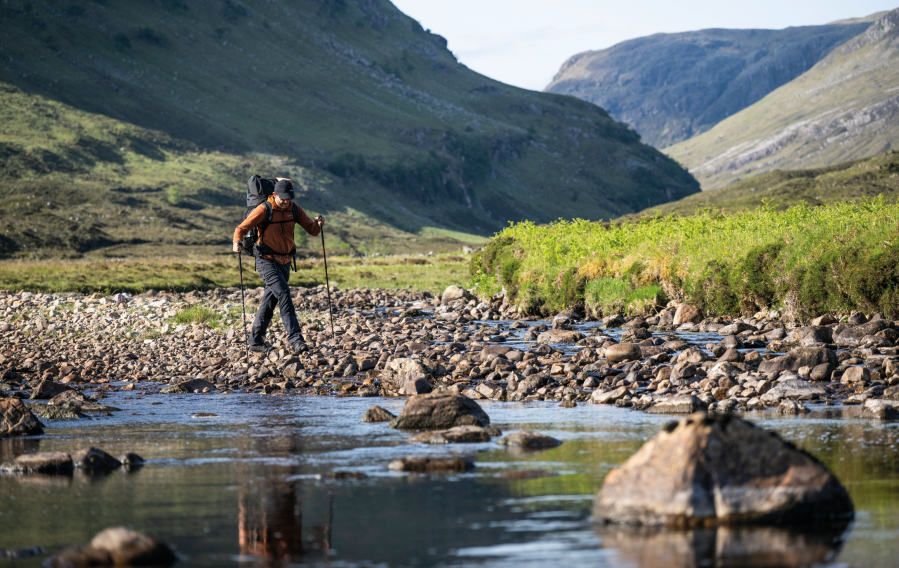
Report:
677,347,708,364
72,447,122,472
810,314,837,326
760,380,827,404
841,366,870,384
176,378,216,392
46,527,177,568
673,304,703,326
605,343,642,363
646,395,708,414
0,398,43,437
402,377,432,395
380,357,433,393
497,431,562,450
758,347,837,374
593,413,853,526
833,320,892,346
786,326,833,346
862,399,899,420
389,392,490,429
537,330,586,344
441,285,471,305
884,386,899,401
592,386,629,405
778,399,808,415
1,451,73,474
387,456,474,473
29,380,73,400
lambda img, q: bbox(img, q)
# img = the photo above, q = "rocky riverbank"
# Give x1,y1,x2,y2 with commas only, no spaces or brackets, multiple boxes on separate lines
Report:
1,284,899,425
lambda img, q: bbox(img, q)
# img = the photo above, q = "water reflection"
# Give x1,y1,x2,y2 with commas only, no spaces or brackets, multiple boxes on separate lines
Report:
598,522,850,568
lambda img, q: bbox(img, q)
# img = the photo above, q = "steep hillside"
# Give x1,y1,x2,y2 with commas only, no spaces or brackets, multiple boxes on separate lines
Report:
545,22,869,147
667,8,899,190
0,0,698,259
621,150,899,219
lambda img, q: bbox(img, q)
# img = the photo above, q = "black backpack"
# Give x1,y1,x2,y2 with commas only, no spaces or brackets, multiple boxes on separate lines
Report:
240,175,299,261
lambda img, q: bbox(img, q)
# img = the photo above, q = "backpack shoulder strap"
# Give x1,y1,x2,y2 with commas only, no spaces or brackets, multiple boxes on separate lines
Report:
257,202,274,244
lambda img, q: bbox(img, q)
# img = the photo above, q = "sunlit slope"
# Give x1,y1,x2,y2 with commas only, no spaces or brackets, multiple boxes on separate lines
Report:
0,0,698,259
666,8,899,190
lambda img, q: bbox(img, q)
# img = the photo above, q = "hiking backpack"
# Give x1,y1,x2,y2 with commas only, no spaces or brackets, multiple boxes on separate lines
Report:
240,175,299,262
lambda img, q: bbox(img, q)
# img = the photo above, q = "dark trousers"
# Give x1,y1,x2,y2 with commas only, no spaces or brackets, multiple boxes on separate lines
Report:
251,258,303,346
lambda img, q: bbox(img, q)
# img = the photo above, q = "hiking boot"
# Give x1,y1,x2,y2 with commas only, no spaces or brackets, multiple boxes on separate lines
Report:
289,342,309,354
248,343,274,353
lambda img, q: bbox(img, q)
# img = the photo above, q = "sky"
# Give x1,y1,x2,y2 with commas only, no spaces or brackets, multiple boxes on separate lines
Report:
391,0,899,91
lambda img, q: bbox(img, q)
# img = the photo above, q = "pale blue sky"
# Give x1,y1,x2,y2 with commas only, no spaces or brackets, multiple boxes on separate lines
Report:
392,1,898,91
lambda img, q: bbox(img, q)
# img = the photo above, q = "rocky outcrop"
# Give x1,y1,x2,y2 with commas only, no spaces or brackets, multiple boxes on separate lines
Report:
0,399,43,437
593,413,853,526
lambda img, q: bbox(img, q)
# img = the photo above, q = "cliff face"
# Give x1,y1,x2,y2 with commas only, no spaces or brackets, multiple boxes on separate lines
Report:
666,9,899,190
546,23,870,148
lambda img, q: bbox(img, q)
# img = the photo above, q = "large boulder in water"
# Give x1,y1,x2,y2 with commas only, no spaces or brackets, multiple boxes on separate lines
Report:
593,413,853,527
758,347,837,374
389,392,489,429
46,527,177,568
0,398,43,437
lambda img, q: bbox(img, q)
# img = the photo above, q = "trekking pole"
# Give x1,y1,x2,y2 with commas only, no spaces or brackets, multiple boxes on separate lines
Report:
237,251,250,367
318,220,335,337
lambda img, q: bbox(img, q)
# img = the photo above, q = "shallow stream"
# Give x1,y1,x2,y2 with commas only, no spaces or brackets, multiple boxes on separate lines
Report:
2,392,898,567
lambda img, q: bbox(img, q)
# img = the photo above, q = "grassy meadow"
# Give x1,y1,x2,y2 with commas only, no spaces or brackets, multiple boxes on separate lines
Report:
471,196,899,319
0,253,470,296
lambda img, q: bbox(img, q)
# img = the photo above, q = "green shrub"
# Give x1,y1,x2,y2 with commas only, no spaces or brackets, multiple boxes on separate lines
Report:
625,284,667,315
586,277,629,315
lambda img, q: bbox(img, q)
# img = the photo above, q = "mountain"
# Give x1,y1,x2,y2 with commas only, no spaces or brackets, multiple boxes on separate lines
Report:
620,150,899,219
666,9,899,190
0,0,698,259
545,22,870,148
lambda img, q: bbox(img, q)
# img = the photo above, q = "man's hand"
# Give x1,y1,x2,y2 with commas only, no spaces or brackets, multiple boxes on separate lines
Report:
233,242,242,253
316,215,325,228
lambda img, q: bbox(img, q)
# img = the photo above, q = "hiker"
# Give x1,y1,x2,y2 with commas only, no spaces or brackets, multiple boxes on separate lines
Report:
232,178,324,353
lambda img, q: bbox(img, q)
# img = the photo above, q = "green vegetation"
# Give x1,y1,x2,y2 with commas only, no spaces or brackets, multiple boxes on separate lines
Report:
472,196,899,318
0,0,697,259
0,253,469,296
169,305,223,328
666,9,899,189
624,150,899,218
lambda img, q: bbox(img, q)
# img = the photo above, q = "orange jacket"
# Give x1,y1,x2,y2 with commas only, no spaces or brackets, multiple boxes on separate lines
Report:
234,195,320,265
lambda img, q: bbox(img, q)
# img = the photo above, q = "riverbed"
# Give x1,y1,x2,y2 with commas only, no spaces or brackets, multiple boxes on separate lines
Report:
1,394,898,567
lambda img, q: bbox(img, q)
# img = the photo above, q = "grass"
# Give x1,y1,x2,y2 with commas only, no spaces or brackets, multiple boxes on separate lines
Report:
623,150,899,219
0,0,698,260
169,306,223,328
471,196,899,318
0,253,470,296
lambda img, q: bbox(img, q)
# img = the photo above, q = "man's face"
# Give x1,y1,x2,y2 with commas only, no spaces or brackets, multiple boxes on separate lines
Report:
273,195,292,207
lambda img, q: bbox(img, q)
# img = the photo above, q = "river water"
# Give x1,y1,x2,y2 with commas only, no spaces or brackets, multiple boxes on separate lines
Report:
1,392,898,567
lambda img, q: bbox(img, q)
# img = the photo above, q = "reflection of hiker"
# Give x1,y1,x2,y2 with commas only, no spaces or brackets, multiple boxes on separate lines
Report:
233,178,324,353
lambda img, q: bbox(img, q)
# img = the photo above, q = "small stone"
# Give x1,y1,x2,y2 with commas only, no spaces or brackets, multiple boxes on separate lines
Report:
361,405,396,422
387,456,474,473
778,399,808,414
537,330,586,344
646,395,708,414
411,425,493,444
1,451,73,474
497,431,562,450
592,386,630,404
862,400,899,420
120,453,145,469
605,343,643,363
72,447,122,472
673,304,703,326
191,413,217,418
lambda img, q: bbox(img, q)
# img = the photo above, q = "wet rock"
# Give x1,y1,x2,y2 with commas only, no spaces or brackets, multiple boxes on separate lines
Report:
718,348,743,363
847,312,868,325
361,405,396,422
380,357,433,393
31,405,87,420
592,386,629,404
72,447,122,472
758,347,837,374
537,329,585,344
834,320,891,346
593,413,853,526
841,366,870,384
646,395,708,414
809,363,835,382
411,425,494,444
778,399,808,414
387,456,474,473
0,399,43,437
760,380,827,404
176,378,216,392
120,453,145,469
497,431,562,450
1,451,73,474
673,304,703,326
677,347,708,364
605,343,642,363
46,527,177,568
862,399,899,420
402,377,432,395
389,392,490,429
29,380,73,400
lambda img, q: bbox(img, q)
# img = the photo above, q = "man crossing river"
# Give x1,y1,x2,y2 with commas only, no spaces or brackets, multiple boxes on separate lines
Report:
233,178,324,354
